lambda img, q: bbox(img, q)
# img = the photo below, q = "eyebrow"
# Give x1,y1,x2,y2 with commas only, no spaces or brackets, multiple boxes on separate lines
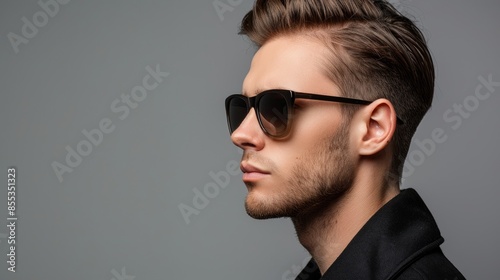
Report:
242,87,288,97
242,88,263,97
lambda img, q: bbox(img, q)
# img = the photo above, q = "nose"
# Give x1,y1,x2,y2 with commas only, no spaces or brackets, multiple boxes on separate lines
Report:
230,107,265,151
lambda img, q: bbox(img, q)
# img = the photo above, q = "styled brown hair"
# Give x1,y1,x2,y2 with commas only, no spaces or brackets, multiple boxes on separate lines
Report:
239,0,435,183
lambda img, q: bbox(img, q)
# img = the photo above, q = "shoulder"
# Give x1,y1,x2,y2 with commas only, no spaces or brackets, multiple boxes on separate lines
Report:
393,248,466,280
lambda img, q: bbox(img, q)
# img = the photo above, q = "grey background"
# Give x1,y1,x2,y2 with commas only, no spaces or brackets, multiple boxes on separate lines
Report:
0,0,498,279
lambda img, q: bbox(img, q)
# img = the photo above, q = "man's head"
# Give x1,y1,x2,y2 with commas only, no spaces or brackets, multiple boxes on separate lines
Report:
227,0,434,219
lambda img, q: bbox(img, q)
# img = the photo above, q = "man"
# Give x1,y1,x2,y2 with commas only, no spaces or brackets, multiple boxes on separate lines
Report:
224,0,465,279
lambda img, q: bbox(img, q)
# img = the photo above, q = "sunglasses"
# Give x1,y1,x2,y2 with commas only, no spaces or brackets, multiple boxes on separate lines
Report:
225,89,403,138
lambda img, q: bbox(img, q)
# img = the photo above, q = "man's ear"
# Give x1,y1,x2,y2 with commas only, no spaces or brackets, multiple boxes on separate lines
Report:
356,99,397,156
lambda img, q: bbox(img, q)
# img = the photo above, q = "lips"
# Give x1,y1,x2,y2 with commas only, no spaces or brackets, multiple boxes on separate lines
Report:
240,162,270,182
240,162,269,174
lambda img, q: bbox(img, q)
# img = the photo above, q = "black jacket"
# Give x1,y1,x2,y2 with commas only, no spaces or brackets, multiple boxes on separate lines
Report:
295,188,465,280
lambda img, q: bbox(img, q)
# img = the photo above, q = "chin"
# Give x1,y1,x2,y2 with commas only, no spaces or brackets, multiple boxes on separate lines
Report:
244,188,297,219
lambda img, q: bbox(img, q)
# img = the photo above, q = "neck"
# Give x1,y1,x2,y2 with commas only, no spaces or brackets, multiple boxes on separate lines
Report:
291,175,400,275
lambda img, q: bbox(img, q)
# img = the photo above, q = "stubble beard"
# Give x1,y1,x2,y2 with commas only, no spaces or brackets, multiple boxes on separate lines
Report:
244,121,356,220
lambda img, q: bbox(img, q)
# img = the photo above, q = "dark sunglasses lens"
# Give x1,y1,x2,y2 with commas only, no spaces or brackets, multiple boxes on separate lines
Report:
228,97,249,133
258,92,289,137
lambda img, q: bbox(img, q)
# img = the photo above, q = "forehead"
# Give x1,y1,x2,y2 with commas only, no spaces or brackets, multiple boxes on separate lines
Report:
242,35,336,97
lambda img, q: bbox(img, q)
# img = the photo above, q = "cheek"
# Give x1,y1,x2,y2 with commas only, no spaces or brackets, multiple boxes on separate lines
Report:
295,104,341,131
264,108,343,177
289,108,342,147
270,125,335,174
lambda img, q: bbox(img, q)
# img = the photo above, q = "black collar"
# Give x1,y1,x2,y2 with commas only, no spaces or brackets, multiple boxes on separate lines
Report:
295,188,444,280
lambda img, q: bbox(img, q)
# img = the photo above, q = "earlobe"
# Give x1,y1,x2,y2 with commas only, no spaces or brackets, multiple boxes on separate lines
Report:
358,99,397,156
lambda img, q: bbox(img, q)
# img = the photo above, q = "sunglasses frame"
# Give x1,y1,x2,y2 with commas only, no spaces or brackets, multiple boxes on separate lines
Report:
225,89,404,138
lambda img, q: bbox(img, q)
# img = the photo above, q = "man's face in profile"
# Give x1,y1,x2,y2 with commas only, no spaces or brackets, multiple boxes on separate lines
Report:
231,35,357,219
